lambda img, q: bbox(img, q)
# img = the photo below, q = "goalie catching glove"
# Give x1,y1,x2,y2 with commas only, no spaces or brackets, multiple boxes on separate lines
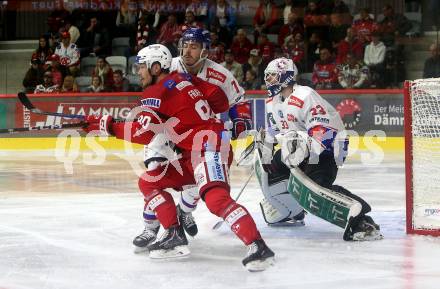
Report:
275,131,310,168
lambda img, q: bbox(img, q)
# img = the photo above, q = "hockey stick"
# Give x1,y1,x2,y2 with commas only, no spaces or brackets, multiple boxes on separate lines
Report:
212,167,255,230
236,138,255,166
17,92,87,120
0,122,85,134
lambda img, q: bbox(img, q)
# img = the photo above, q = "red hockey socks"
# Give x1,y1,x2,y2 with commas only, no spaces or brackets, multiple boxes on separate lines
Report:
204,186,261,245
143,189,177,229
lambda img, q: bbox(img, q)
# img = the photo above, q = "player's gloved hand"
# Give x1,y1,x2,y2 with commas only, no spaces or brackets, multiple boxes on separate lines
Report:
275,131,309,168
83,114,114,136
229,101,252,140
231,117,252,140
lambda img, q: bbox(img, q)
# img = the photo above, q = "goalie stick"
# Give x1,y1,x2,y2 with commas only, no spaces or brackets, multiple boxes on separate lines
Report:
212,167,255,230
0,122,85,134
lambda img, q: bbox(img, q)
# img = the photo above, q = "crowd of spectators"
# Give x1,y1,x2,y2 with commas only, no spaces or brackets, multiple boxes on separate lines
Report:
21,0,439,94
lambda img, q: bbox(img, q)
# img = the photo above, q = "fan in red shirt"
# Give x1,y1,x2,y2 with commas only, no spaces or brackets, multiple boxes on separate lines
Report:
82,44,274,271
352,8,378,43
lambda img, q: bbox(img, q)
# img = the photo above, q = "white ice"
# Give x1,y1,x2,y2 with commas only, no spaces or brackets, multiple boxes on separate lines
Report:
1,150,440,289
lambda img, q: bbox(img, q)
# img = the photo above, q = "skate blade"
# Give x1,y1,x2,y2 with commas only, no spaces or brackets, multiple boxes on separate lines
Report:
133,245,150,254
149,245,191,259
352,230,384,241
245,257,275,272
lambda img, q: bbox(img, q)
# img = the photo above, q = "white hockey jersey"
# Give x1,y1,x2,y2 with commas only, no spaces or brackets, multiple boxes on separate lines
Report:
54,43,80,67
266,84,348,162
170,57,245,106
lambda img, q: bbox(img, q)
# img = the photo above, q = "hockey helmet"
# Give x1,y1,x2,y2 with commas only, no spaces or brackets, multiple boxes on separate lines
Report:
264,58,298,97
179,27,211,50
135,44,172,70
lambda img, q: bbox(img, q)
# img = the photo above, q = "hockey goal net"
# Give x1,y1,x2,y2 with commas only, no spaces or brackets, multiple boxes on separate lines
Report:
405,78,440,236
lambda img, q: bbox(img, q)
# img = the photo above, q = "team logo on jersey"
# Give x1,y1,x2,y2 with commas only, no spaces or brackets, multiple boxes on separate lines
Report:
336,98,362,129
141,98,161,108
278,110,284,118
288,96,304,108
163,79,176,90
206,67,226,83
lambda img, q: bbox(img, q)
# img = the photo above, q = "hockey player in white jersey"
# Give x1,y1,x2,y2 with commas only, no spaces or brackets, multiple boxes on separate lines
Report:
257,57,382,241
133,27,252,252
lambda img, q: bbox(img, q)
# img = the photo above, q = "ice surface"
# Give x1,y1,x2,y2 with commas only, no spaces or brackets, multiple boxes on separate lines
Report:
1,151,440,289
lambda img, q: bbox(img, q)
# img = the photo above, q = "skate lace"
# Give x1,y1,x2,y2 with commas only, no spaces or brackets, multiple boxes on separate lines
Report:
181,212,195,227
141,227,158,239
156,228,172,242
247,242,259,256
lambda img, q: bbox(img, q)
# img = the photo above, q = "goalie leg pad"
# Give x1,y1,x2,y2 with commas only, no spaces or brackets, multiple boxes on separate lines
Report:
287,167,363,229
255,148,304,224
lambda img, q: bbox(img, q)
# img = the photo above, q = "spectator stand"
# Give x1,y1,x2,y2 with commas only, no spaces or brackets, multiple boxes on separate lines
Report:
80,56,97,76
127,55,138,76
75,76,92,92
112,37,131,56
106,56,127,75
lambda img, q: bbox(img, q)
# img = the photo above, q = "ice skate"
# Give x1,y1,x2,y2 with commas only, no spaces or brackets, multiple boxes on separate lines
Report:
242,239,275,272
177,204,198,237
133,225,160,253
148,224,190,259
345,215,383,241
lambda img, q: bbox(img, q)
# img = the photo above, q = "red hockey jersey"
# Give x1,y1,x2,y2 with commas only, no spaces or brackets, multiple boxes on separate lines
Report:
111,72,230,151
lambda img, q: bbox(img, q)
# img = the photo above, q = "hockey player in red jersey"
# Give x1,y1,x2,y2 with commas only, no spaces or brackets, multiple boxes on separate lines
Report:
133,28,252,250
83,44,274,271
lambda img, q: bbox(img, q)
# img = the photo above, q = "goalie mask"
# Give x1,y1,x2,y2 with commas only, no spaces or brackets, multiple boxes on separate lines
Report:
264,58,298,97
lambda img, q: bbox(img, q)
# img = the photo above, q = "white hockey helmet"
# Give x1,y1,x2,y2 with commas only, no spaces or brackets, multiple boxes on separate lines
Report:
264,58,298,97
135,44,172,70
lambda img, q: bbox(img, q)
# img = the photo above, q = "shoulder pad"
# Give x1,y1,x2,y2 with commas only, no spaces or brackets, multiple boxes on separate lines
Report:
291,85,314,101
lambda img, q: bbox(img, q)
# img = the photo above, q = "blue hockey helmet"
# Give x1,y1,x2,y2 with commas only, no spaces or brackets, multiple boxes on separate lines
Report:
179,27,211,50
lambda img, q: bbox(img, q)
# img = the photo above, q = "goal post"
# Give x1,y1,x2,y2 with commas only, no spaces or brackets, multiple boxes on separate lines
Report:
404,78,440,236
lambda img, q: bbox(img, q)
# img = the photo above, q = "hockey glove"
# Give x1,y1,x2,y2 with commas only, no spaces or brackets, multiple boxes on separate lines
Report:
231,117,252,140
229,101,252,140
83,114,114,136
275,131,309,168
254,129,277,173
